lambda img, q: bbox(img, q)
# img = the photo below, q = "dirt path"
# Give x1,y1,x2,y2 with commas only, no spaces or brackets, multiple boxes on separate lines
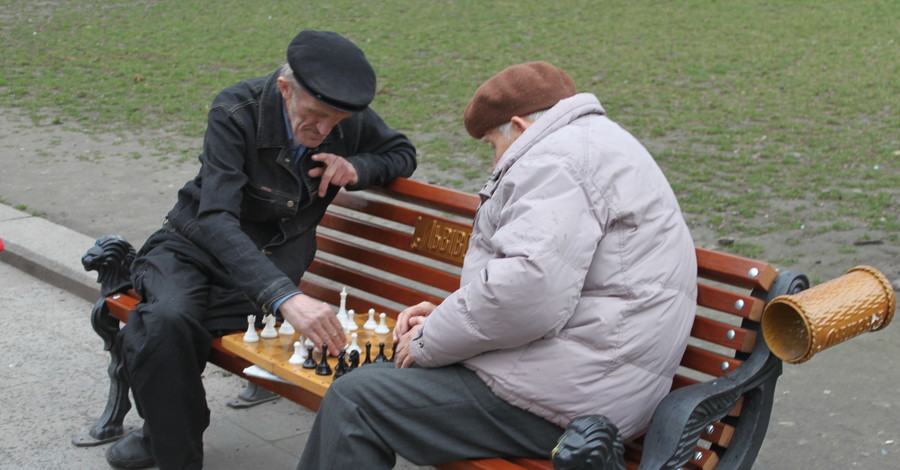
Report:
1,108,897,288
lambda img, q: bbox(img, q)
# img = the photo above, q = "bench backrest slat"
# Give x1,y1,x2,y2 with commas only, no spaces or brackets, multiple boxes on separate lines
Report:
697,284,766,321
690,316,756,353
316,234,461,292
696,248,777,291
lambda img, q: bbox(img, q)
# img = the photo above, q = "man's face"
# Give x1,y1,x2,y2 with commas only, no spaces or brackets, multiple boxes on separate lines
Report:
278,77,352,148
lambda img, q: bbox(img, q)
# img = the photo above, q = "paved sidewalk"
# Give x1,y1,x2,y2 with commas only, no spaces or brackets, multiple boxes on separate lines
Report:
0,203,427,470
1,201,897,469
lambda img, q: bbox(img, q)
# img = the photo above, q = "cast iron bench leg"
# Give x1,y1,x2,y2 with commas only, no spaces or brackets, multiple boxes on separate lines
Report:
73,236,136,446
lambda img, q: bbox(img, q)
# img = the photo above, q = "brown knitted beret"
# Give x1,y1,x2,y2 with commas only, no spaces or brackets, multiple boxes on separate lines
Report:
463,61,576,139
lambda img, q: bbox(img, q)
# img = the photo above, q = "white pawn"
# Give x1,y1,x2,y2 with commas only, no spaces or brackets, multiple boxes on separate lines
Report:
363,308,378,330
347,332,362,355
303,334,320,352
288,341,306,364
279,319,295,336
374,313,391,335
243,314,259,343
260,314,278,338
346,309,358,331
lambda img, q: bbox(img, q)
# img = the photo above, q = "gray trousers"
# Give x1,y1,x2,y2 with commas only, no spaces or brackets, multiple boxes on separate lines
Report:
297,363,564,469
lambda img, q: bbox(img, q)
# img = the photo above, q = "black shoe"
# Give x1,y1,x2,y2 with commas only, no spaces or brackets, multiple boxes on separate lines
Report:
106,429,155,469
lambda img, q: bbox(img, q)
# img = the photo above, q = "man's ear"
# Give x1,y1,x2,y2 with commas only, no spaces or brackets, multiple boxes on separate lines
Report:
277,77,291,99
510,115,532,132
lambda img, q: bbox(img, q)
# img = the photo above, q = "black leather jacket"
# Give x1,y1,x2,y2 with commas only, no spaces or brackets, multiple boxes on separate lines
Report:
166,69,416,314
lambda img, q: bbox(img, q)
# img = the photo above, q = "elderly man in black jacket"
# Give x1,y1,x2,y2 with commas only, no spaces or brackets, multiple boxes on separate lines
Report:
106,30,416,470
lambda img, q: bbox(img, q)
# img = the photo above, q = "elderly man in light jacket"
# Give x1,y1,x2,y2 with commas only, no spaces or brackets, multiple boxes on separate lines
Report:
298,62,697,469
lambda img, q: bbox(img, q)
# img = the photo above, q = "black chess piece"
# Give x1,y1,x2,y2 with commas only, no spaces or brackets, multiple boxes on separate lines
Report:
373,342,388,363
316,344,332,376
333,350,348,380
389,341,397,362
302,346,317,369
363,341,372,365
348,350,360,371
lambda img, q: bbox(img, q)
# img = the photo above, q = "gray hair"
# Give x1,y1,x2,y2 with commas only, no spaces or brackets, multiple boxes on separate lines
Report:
279,63,302,92
496,109,548,138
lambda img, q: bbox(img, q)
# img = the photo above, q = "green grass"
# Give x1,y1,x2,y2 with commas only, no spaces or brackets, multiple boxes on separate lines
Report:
1,0,897,248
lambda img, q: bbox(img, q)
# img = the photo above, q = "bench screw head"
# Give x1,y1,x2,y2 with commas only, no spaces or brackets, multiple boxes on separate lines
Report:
726,329,736,340
695,451,704,461
734,299,744,310
112,294,120,299
706,424,715,435
721,361,730,371
747,267,759,279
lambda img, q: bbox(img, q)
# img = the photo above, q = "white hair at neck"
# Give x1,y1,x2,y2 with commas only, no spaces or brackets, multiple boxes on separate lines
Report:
496,109,548,138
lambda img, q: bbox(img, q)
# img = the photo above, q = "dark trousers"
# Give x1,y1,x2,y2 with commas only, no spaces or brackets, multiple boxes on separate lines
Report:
121,230,255,470
298,363,565,469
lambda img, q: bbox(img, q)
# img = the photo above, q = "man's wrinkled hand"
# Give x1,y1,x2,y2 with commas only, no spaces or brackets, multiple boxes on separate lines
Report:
308,153,358,197
394,322,424,369
279,294,346,354
393,301,436,343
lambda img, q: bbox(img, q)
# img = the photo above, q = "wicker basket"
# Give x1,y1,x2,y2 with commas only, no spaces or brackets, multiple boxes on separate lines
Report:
762,266,895,364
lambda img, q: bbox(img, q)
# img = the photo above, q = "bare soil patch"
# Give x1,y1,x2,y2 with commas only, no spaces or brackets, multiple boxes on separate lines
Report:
1,108,897,288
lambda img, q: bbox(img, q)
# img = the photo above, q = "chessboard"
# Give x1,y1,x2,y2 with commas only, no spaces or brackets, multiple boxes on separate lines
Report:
221,304,397,399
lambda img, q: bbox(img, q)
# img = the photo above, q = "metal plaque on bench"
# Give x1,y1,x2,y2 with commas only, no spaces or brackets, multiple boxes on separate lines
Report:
410,215,472,264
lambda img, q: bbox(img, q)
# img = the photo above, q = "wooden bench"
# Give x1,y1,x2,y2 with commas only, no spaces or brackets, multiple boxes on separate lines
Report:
81,177,809,469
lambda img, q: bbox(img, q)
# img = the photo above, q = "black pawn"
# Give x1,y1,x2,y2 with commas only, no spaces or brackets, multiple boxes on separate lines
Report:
374,342,388,363
348,350,360,371
389,342,398,362
363,341,372,365
302,346,317,369
315,344,332,376
333,350,348,380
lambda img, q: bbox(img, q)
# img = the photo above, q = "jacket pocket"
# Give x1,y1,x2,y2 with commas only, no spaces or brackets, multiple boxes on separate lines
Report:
241,183,293,222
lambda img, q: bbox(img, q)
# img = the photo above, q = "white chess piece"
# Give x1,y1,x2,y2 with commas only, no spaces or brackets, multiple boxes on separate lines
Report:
363,308,378,330
288,341,306,364
336,286,349,327
279,319,295,336
374,313,391,335
346,309,358,331
347,333,362,354
243,314,259,343
260,314,278,338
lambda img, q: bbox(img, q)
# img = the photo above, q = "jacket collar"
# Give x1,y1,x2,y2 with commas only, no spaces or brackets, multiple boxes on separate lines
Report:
479,93,605,201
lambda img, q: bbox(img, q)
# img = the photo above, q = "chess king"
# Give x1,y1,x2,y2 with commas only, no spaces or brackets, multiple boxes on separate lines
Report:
298,62,697,468
105,30,415,470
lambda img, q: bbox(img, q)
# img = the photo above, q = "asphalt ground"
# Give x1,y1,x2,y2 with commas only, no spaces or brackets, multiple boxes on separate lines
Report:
0,202,897,469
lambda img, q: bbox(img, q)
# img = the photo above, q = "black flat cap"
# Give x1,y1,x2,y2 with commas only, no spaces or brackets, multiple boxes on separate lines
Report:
287,30,376,113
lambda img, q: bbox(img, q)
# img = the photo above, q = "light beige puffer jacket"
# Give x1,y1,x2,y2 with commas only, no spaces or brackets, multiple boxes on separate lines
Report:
412,93,697,440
